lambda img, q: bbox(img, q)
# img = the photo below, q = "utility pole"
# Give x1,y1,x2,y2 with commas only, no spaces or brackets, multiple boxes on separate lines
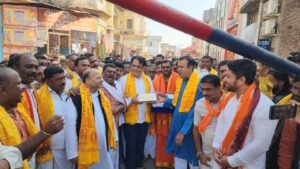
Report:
255,0,265,45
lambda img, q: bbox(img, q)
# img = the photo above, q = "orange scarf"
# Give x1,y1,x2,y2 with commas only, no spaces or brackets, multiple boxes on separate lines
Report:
221,83,257,155
152,72,178,135
21,85,39,123
198,92,234,133
153,72,178,93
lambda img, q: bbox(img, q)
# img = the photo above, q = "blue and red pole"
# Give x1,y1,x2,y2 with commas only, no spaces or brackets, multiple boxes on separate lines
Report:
107,0,300,76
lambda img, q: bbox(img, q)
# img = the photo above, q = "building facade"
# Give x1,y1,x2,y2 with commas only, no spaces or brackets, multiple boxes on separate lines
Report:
146,35,162,58
240,0,300,57
0,0,114,60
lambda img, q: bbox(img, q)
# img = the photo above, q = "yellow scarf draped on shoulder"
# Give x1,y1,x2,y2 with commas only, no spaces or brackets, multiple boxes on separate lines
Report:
277,93,292,105
36,84,54,163
66,67,79,88
78,84,116,169
124,72,151,125
0,104,38,169
172,70,200,113
210,68,218,75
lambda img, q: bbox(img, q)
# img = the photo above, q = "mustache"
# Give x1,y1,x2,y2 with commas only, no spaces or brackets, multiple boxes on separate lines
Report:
60,83,66,87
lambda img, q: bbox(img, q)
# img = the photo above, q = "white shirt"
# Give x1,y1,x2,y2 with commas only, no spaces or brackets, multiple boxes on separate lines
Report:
119,74,154,124
194,98,219,169
0,143,23,169
65,92,113,169
213,93,278,169
198,69,210,80
65,73,81,91
48,87,68,149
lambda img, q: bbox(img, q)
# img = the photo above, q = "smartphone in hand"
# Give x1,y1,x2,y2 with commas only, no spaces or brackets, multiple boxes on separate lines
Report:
269,104,297,120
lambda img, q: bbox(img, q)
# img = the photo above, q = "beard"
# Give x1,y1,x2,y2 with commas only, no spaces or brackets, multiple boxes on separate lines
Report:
272,86,280,95
227,86,236,92
225,81,237,92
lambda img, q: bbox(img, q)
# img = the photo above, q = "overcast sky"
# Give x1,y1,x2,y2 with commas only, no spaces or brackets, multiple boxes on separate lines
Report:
147,0,217,48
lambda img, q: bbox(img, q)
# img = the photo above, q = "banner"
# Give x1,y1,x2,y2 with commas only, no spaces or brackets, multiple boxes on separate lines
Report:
3,26,37,46
1,5,38,60
2,5,38,26
38,8,97,32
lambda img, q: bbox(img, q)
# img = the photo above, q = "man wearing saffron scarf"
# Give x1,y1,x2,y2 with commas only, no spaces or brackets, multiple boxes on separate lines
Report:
37,66,73,169
66,68,116,169
193,75,233,169
101,63,126,169
152,60,178,168
65,56,90,91
0,67,64,169
8,53,41,169
212,59,278,169
157,56,203,169
119,56,155,169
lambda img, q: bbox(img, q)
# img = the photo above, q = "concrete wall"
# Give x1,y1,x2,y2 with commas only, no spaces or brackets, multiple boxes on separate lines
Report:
278,0,300,57
0,7,3,61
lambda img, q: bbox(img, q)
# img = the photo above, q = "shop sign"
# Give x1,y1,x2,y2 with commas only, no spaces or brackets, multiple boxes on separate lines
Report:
258,39,272,51
38,8,97,32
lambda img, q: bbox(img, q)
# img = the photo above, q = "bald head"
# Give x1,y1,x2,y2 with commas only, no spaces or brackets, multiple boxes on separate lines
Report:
82,69,103,92
0,67,20,86
0,67,23,108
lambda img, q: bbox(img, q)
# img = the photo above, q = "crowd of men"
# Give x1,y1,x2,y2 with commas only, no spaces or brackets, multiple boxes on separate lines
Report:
0,51,300,169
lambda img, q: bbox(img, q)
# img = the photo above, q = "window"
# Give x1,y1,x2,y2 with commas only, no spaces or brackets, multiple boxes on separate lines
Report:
127,19,133,30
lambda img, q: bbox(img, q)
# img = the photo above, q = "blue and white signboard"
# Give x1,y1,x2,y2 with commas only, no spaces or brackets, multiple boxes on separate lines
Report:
258,39,272,51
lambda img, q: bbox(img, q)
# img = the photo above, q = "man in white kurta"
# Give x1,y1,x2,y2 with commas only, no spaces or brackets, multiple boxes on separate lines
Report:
37,66,74,169
37,88,73,169
193,74,230,169
119,56,155,169
212,59,278,169
65,92,114,169
65,69,114,169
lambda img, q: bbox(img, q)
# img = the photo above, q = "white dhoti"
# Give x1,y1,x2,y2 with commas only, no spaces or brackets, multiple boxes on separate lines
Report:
37,149,74,169
174,157,199,169
143,133,156,159
109,145,119,169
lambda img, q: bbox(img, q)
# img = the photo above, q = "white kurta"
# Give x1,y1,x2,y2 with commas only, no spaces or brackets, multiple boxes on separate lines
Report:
27,86,41,169
65,73,81,91
194,98,220,169
65,92,113,169
212,93,278,169
0,143,23,169
119,74,156,159
37,88,73,169
119,74,155,124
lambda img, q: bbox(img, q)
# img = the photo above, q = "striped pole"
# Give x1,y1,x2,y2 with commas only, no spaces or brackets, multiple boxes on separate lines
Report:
107,0,300,76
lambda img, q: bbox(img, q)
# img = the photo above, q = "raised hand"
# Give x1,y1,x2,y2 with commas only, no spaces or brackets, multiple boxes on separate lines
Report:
42,115,64,135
